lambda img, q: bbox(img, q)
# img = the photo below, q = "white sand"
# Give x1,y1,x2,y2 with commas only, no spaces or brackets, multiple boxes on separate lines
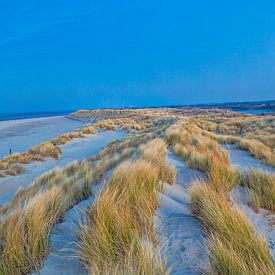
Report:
0,116,84,159
37,193,96,275
156,151,210,274
0,131,126,206
40,151,210,275
226,145,275,261
38,169,115,275
222,144,275,173
231,187,275,261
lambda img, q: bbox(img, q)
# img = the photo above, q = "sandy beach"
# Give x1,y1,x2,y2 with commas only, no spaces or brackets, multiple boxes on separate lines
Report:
0,130,126,206
0,116,83,159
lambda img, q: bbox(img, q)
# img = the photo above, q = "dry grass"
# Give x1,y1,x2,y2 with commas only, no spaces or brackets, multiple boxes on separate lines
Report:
28,142,62,160
237,169,275,212
141,138,176,184
0,113,174,177
0,204,9,215
81,125,96,134
167,122,235,192
194,115,275,167
0,157,128,273
5,165,25,176
207,155,236,192
1,108,273,274
51,133,71,145
190,183,274,274
77,160,166,274
0,132,155,273
238,139,275,167
203,130,275,168
168,119,275,273
0,186,66,274
76,139,171,273
0,142,61,177
76,162,162,274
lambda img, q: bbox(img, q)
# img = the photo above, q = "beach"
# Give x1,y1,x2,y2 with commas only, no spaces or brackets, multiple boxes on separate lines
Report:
0,116,84,159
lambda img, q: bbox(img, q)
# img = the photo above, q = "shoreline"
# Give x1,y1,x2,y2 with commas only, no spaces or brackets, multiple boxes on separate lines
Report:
0,116,84,159
0,111,74,122
0,115,68,123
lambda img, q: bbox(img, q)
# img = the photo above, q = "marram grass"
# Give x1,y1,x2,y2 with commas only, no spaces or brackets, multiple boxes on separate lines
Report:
190,183,275,274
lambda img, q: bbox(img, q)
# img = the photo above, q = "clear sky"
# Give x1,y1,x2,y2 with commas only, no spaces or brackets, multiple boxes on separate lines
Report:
0,1,275,113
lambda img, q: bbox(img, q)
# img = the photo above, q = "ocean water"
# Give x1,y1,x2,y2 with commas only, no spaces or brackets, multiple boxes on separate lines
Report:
0,111,74,121
234,109,274,115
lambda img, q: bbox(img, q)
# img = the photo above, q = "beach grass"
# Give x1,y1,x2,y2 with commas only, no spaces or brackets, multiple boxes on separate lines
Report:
0,108,274,274
190,183,274,274
76,139,171,274
237,169,275,212
0,186,66,274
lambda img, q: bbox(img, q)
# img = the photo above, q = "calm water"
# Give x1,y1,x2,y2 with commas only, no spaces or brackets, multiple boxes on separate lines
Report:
234,109,274,115
0,111,75,121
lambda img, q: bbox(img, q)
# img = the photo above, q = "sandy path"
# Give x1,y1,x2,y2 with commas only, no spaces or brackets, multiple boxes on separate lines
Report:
156,151,210,274
222,144,275,173
225,146,275,261
0,131,126,206
38,168,115,275
0,116,83,159
38,196,93,275
231,187,275,261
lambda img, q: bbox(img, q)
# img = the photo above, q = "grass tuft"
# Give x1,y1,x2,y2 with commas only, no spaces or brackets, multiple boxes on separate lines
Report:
76,139,171,273
237,169,275,212
190,183,274,274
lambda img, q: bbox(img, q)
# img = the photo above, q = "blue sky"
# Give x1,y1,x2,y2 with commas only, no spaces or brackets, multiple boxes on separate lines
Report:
0,1,275,112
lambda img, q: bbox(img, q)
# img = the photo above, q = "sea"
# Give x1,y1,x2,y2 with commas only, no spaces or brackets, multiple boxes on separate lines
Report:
234,109,274,115
0,111,75,121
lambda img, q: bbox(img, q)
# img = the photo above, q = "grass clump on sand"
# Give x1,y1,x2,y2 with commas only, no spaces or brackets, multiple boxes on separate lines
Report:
237,169,275,212
0,110,175,177
194,115,275,167
0,153,132,274
238,139,275,167
207,155,236,193
0,186,66,274
0,142,61,177
141,138,176,184
167,122,235,192
0,133,160,273
0,119,114,177
190,183,275,274
76,139,172,274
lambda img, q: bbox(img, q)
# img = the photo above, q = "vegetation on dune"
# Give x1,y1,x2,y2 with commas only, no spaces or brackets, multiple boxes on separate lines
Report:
195,115,275,167
0,186,66,274
237,169,275,212
0,144,135,273
166,122,236,192
1,108,274,274
76,139,173,274
238,138,275,167
167,118,275,274
190,183,275,274
0,118,174,274
0,111,176,177
141,138,176,185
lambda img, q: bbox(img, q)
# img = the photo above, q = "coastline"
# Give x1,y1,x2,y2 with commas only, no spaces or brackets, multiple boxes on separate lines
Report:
0,111,74,122
0,116,83,159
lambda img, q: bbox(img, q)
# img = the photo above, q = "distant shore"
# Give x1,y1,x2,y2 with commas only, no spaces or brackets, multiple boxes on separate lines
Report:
0,111,75,122
1,100,274,123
